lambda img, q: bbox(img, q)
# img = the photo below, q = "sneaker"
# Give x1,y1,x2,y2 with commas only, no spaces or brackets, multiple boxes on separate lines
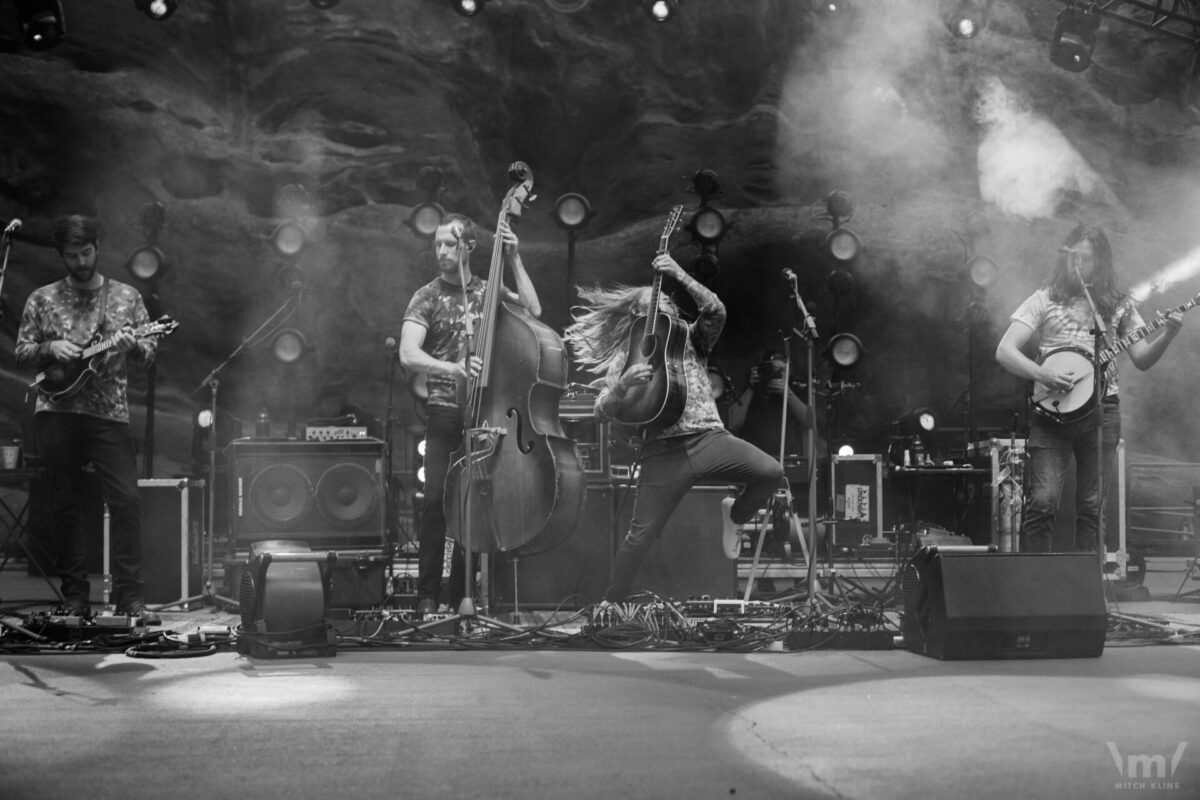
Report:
120,599,161,626
721,496,741,560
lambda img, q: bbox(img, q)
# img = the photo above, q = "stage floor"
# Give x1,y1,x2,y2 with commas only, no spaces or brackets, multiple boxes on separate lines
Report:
2,557,1199,800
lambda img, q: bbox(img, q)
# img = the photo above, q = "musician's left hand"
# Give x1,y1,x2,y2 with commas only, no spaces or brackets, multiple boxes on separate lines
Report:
113,329,138,354
652,253,687,282
1159,310,1184,337
498,219,519,259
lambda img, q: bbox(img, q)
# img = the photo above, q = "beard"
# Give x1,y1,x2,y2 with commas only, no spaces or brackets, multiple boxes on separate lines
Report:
68,264,97,284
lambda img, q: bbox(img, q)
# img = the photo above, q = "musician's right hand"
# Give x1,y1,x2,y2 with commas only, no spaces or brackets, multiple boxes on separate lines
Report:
616,363,655,395
49,340,81,362
448,355,483,381
1038,364,1079,393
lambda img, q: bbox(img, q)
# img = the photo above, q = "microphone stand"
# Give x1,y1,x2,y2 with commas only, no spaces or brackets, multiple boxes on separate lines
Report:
176,294,302,611
785,272,826,611
381,338,402,605
1072,259,1110,575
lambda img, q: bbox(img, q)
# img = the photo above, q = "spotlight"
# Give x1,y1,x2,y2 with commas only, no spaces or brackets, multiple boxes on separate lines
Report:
15,0,66,50
1050,4,1102,73
125,245,168,282
688,206,727,243
826,332,864,367
824,190,855,222
134,0,178,20
554,193,593,230
406,202,445,238
827,268,855,297
270,329,310,365
642,0,680,22
942,0,992,39
309,0,340,7
272,221,306,256
691,249,721,282
826,227,861,262
901,407,938,434
837,443,856,457
966,254,998,288
451,0,486,16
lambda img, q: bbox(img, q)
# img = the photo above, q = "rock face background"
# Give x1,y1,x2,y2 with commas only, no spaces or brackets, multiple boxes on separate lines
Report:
1,0,1200,482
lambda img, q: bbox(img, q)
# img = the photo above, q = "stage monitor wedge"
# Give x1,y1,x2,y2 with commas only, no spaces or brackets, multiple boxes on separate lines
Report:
902,548,1106,660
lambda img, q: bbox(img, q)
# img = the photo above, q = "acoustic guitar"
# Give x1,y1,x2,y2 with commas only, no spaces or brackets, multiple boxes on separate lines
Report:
612,204,688,434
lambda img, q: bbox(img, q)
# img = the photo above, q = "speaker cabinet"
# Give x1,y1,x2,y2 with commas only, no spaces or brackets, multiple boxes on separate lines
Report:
227,439,385,548
902,548,1106,660
617,483,737,601
492,484,615,610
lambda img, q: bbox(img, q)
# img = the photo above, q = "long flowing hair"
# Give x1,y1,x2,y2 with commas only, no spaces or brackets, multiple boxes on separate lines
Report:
563,283,653,375
1046,224,1125,319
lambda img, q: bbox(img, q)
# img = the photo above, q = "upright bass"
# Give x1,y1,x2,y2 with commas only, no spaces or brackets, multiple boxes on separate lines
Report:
445,162,584,556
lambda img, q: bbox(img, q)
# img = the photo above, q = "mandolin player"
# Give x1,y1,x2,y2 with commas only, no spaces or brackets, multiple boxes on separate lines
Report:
14,215,160,624
995,224,1183,554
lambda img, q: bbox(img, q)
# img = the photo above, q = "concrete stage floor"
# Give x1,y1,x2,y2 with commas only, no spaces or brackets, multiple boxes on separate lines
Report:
1,561,1198,800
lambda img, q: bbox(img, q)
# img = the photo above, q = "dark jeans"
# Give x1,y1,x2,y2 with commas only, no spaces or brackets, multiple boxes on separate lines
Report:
605,428,783,602
417,404,466,605
1022,398,1121,553
36,412,143,605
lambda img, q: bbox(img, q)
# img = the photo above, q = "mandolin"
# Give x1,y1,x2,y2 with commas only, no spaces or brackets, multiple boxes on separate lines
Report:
32,316,178,402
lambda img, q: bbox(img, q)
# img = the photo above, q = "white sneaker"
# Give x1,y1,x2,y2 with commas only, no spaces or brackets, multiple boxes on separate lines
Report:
721,496,741,560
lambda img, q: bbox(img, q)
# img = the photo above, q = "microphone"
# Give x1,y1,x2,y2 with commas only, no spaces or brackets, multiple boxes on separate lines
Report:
385,336,399,360
3,219,20,235
781,268,796,282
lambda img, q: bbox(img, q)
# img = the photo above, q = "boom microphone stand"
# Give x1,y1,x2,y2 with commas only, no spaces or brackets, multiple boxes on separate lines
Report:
1071,254,1110,574
164,294,303,611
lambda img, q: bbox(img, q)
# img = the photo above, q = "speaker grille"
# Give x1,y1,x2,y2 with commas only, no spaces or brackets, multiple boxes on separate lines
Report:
248,464,314,528
315,463,380,528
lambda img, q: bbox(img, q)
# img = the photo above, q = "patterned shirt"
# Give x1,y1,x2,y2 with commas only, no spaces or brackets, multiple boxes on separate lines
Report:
596,295,727,438
1011,287,1143,397
403,274,486,409
15,277,156,423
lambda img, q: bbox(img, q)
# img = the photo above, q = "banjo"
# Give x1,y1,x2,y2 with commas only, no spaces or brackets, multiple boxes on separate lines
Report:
1031,292,1199,422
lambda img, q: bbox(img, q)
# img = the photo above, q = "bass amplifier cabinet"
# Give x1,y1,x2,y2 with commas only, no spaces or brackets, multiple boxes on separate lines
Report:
226,438,385,548
902,548,1106,660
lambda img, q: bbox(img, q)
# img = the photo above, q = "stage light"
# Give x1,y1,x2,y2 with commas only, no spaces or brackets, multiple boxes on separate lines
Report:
824,190,854,221
451,0,486,16
966,254,998,287
837,443,855,456
272,221,306,256
826,227,861,262
134,0,178,20
691,249,720,281
310,0,340,7
554,193,592,230
16,0,66,50
827,332,864,367
827,268,854,297
125,245,167,281
688,206,727,243
1051,4,1101,73
270,329,310,365
942,0,992,39
406,202,445,238
642,0,680,22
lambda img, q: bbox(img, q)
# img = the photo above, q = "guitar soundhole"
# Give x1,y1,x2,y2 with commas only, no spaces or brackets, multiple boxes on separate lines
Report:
640,338,658,360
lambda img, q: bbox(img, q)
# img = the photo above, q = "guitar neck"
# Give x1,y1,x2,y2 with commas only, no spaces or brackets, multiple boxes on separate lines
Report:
1101,296,1198,365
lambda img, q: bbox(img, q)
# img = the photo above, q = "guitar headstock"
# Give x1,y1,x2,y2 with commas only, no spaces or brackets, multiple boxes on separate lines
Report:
664,204,685,237
145,315,179,337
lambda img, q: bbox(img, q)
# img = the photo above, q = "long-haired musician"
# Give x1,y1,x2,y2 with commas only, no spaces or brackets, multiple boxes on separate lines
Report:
995,224,1183,553
564,253,782,604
